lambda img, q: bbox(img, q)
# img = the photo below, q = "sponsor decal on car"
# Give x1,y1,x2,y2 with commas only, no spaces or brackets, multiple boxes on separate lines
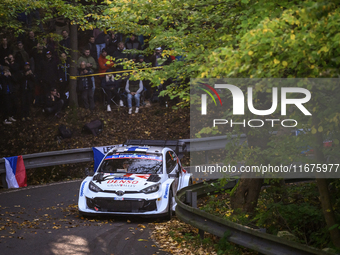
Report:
80,181,87,197
164,183,170,199
107,183,138,187
104,154,162,161
107,180,138,184
113,177,135,180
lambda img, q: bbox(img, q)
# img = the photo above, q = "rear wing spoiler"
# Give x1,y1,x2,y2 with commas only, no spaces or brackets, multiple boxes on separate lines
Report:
123,140,187,159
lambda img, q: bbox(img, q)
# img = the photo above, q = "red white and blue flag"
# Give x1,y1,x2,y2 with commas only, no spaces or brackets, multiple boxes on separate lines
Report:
4,155,27,188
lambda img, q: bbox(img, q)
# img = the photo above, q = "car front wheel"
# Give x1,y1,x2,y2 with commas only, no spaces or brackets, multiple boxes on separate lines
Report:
165,189,173,220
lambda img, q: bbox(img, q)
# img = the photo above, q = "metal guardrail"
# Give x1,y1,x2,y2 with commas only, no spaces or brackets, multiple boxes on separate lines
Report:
0,135,244,188
175,181,332,255
0,148,94,188
0,147,94,173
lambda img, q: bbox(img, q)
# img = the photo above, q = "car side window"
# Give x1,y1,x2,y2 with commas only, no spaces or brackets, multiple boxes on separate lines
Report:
166,151,178,174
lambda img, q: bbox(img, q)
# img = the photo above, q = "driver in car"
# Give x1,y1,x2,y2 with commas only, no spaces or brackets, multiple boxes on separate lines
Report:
123,161,130,171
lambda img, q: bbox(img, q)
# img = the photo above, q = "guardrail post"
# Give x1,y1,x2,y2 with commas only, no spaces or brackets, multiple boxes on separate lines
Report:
1,174,8,189
192,192,197,208
191,191,205,239
185,190,192,205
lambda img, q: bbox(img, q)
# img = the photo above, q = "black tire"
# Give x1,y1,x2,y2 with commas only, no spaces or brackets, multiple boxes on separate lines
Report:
165,189,173,221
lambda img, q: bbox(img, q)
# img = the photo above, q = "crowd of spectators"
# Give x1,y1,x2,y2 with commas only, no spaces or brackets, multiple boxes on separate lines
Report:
0,19,175,124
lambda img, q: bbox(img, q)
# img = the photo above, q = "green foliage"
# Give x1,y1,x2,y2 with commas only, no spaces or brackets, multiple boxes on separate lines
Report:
200,181,339,249
255,182,334,248
215,231,245,255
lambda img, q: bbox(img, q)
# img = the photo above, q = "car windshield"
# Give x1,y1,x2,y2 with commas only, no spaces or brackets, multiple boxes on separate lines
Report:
98,153,163,174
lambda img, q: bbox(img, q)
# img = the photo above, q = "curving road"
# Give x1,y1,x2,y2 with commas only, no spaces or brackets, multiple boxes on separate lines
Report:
0,180,169,255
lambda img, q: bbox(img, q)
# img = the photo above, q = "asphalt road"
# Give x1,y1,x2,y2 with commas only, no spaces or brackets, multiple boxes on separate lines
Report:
0,180,169,255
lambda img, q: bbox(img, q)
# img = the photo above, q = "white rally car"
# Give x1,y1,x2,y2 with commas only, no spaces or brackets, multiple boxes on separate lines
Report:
78,140,191,218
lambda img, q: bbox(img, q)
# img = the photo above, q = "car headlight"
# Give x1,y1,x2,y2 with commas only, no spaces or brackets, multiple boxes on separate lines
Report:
140,184,159,194
89,181,103,193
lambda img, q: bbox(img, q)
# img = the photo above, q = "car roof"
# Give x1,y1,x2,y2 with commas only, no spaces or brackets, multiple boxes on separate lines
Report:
114,145,169,154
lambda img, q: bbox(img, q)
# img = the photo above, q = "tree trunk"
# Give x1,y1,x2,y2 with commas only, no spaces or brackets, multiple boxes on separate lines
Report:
313,116,340,248
231,178,263,213
231,128,268,213
69,23,78,107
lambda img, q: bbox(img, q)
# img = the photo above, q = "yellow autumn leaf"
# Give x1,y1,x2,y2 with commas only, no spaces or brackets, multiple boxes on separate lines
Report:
248,50,254,56
318,126,323,132
274,59,280,64
310,65,315,69
290,34,295,40
282,61,288,67
311,127,317,134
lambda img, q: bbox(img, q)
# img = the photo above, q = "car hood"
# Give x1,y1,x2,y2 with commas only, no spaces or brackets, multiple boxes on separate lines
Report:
93,173,159,192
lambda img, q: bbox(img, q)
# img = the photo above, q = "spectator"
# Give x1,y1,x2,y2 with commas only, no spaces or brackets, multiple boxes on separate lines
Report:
98,48,114,81
5,54,21,79
77,48,97,92
24,30,38,58
113,42,130,106
44,37,57,56
59,30,71,51
94,29,108,60
125,78,143,114
101,69,119,112
77,61,95,112
31,42,46,76
31,43,46,106
14,41,29,69
151,47,173,68
0,37,12,66
5,54,21,99
150,48,173,106
136,55,151,104
45,87,64,117
113,42,129,71
106,32,119,56
41,50,59,93
58,52,70,96
20,62,35,121
1,67,17,124
88,36,98,62
125,34,141,61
